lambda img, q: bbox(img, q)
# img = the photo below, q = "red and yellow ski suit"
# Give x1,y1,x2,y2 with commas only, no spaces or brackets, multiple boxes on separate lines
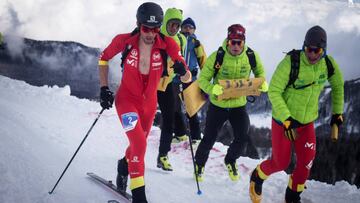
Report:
99,32,186,190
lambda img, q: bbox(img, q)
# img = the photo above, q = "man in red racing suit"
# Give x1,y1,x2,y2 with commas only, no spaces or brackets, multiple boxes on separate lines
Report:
97,3,191,202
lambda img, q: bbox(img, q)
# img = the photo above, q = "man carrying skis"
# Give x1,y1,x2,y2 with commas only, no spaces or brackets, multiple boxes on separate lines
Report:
171,17,206,146
194,24,268,182
249,25,344,203
98,2,191,203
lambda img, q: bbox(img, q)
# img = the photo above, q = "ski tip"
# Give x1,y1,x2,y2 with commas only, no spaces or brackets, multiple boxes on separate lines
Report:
197,190,202,195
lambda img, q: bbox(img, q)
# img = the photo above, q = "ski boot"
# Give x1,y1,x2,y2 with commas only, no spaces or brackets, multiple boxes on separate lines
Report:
194,163,204,182
131,186,148,203
116,157,128,192
225,159,240,181
157,154,173,171
285,187,302,203
249,168,264,203
172,134,188,143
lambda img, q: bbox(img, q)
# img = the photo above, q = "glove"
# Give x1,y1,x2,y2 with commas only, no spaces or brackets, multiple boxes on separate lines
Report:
283,117,301,141
100,86,114,110
259,81,269,92
194,39,201,48
180,70,192,83
330,114,343,127
212,84,224,96
330,114,343,142
173,60,187,76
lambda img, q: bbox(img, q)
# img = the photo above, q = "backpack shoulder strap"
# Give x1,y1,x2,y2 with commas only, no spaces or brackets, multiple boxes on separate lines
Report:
120,28,139,68
177,33,184,56
286,49,301,88
120,44,132,69
213,46,225,79
245,47,257,70
158,32,166,41
160,49,168,76
325,55,335,79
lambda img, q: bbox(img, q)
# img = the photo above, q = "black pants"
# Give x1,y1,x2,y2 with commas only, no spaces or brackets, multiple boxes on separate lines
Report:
173,82,202,140
195,103,250,166
158,82,187,155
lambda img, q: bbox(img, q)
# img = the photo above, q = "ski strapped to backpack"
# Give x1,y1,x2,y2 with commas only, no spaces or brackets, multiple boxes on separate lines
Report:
286,49,335,89
120,28,169,76
212,46,257,79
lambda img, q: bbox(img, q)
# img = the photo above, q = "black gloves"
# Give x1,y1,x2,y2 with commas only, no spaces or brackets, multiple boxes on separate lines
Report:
173,60,187,76
283,117,302,141
100,86,114,110
194,39,201,48
330,114,344,127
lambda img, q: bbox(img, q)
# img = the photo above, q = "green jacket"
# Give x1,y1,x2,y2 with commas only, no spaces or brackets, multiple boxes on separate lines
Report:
0,32,3,45
160,8,187,81
198,39,266,108
269,51,344,124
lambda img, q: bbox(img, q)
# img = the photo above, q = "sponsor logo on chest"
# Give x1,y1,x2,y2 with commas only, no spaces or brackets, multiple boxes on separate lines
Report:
126,49,138,68
151,51,162,70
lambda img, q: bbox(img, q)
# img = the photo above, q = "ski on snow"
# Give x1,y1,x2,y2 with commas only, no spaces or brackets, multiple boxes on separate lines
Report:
87,172,132,203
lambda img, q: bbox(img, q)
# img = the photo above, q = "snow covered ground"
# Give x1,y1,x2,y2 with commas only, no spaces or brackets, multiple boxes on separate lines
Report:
1,75,359,203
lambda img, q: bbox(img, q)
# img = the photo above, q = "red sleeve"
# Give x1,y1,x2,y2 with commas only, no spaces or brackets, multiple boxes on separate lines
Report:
99,33,130,63
164,36,189,70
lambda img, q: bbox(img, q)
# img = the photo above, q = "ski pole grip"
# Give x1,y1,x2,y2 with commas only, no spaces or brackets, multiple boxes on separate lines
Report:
331,124,338,142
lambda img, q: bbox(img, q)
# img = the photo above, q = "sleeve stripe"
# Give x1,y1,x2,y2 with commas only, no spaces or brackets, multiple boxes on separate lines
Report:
98,60,109,66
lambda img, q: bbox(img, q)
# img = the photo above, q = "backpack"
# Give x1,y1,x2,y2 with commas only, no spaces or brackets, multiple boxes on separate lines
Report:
120,28,168,76
286,49,334,89
212,46,257,79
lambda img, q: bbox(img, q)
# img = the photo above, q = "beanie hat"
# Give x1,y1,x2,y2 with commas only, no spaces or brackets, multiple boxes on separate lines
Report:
304,25,327,48
181,17,196,29
227,24,246,40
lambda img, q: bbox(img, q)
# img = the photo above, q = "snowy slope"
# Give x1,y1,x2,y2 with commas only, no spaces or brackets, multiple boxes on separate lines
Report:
0,75,359,203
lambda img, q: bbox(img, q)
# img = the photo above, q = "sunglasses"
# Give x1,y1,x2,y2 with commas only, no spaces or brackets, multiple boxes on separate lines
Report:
141,25,160,33
228,40,243,46
305,46,323,54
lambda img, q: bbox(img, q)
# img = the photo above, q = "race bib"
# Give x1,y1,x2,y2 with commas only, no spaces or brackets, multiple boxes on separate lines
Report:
121,112,138,132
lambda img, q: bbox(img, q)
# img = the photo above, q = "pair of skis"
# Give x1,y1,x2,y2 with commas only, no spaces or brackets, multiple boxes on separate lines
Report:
87,172,131,203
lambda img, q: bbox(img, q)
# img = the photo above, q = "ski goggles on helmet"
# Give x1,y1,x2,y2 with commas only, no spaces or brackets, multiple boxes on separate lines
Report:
141,25,161,33
304,46,323,54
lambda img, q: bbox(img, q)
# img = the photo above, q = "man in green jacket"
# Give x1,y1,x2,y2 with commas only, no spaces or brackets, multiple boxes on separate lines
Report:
156,7,190,171
249,25,344,203
194,24,267,182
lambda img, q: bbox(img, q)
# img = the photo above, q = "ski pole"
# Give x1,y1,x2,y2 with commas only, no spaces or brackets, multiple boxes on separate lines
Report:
187,124,202,195
179,84,202,195
48,108,105,194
